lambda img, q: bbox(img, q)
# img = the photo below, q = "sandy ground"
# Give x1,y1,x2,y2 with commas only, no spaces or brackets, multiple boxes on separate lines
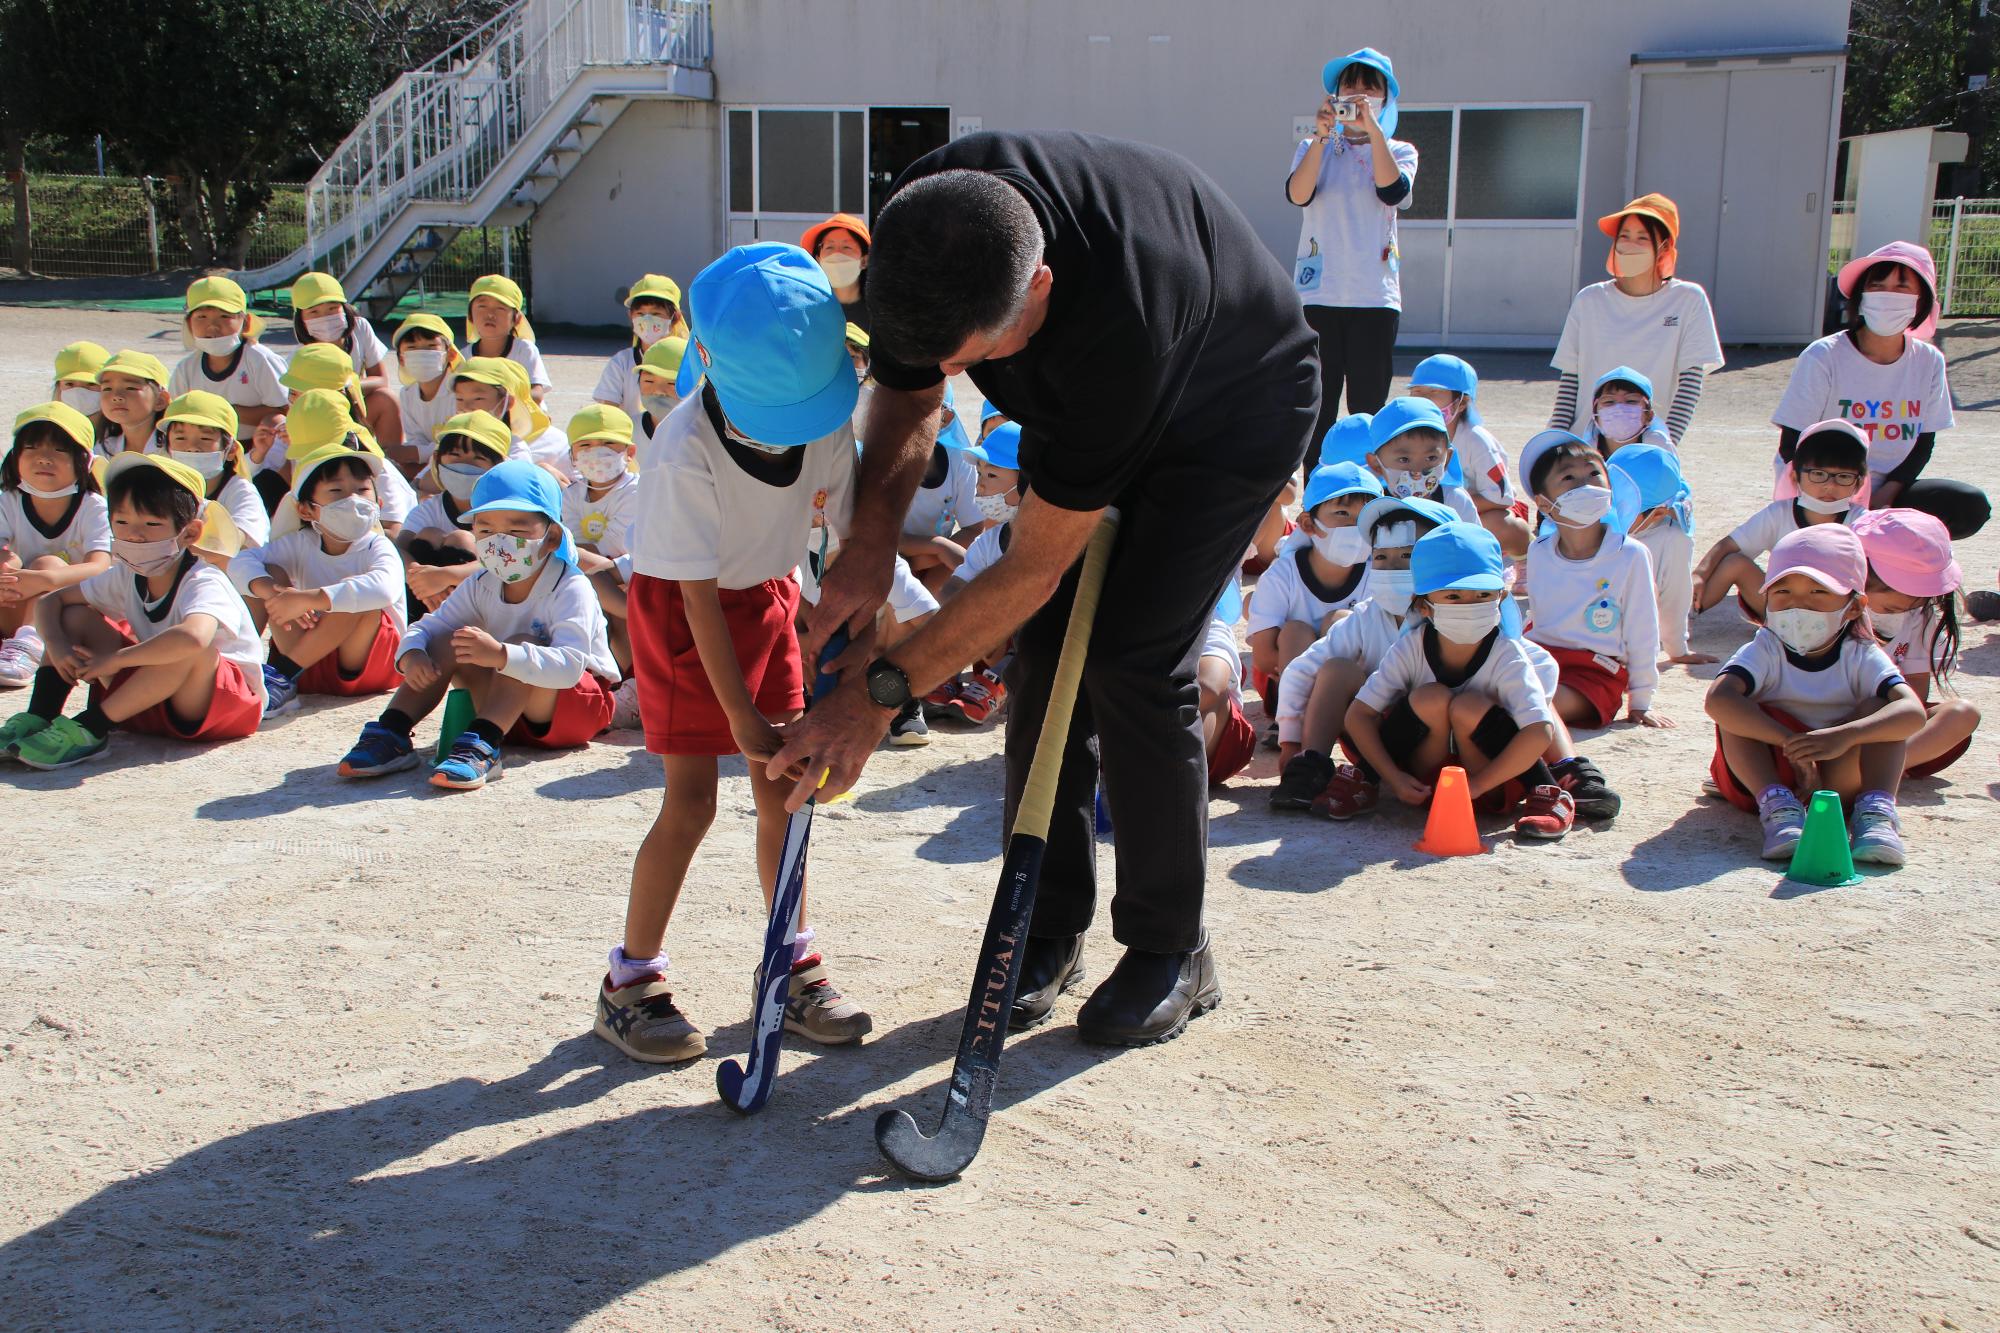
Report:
0,304,1996,1331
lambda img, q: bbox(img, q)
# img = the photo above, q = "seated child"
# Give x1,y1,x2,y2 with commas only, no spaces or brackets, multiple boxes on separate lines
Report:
561,405,642,700
167,277,288,450
1344,521,1579,840
0,403,113,686
1583,366,1675,457
1518,430,1664,729
265,343,370,475
978,399,1009,442
897,384,982,593
96,350,172,460
159,391,269,550
1696,419,1867,621
1247,460,1382,729
461,274,549,403
925,421,1025,724
264,390,417,540
390,313,461,472
1704,524,1925,865
230,444,407,716
1199,577,1257,787
1601,442,1706,664
453,356,571,481
1408,354,1531,557
602,241,871,1062
634,335,689,450
51,342,109,442
1851,507,1979,778
1362,397,1481,523
399,410,512,611
289,271,400,449
3,454,264,768
338,458,618,788
593,274,685,417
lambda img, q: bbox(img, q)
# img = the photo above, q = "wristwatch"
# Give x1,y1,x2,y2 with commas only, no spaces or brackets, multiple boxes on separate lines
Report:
864,657,913,710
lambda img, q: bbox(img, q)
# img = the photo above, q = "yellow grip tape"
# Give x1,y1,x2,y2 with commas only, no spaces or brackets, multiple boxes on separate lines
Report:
1014,515,1119,841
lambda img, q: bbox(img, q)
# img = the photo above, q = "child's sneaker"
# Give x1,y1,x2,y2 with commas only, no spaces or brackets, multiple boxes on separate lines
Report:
1515,784,1576,840
1552,756,1621,820
338,720,419,777
1756,785,1806,860
593,973,707,1063
889,698,930,747
784,960,873,1044
1315,764,1380,820
948,670,1007,725
0,636,39,688
1849,791,1907,867
13,716,107,770
0,710,50,758
1270,750,1336,810
609,677,643,731
922,677,963,719
431,732,503,789
262,665,300,718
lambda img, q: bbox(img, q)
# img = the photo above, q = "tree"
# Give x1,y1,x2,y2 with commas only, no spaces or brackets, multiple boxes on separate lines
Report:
0,0,45,273
1846,0,2000,194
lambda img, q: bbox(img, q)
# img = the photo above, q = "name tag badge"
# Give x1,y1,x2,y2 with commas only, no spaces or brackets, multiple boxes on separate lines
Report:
1295,240,1320,291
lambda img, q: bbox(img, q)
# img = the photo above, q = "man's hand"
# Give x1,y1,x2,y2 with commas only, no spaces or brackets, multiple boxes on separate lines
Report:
767,679,892,812
802,541,889,674
452,626,507,670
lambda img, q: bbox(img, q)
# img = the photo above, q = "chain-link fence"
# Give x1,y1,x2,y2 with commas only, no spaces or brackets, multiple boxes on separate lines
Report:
1830,197,2000,317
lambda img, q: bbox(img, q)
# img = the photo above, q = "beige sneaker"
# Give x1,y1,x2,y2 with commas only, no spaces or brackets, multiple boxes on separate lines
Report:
784,961,873,1045
593,974,707,1063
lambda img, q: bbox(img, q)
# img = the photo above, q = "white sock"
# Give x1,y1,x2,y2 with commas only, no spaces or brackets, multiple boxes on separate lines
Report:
791,925,817,964
607,945,667,987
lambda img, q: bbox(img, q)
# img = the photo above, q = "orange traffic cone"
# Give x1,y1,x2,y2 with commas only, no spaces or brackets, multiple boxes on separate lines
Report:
1413,765,1487,856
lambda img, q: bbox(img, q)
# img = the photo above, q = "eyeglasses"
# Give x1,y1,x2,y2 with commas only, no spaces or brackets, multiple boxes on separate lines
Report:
1800,468,1863,487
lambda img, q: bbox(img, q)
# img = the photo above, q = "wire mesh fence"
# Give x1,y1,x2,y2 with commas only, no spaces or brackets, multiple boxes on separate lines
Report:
1830,197,2000,317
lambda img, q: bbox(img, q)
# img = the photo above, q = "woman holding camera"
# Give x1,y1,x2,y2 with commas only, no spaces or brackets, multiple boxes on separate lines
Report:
1285,47,1419,471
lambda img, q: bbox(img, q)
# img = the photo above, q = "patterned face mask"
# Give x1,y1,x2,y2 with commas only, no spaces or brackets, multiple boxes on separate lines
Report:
475,531,548,583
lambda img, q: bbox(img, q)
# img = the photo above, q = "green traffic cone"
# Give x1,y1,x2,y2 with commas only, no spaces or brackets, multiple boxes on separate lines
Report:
1785,789,1863,887
434,687,476,762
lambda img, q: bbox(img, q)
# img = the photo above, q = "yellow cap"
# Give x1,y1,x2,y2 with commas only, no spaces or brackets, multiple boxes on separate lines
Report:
641,335,688,379
291,442,385,501
844,322,870,350
13,401,96,452
393,311,456,346
567,403,635,448
290,271,347,310
103,450,208,503
102,452,245,556
160,389,241,440
625,273,682,307
435,410,513,465
286,389,362,452
451,355,514,391
281,343,358,394
468,273,525,311
99,349,170,388
53,341,110,385
185,275,248,315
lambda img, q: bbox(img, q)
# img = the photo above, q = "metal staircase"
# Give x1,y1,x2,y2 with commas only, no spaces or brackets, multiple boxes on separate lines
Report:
233,0,711,320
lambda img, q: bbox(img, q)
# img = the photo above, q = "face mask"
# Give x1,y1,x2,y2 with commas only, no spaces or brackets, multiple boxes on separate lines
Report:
475,531,548,583
1767,604,1848,655
818,254,863,288
114,534,185,576
632,314,673,346
575,445,628,485
1311,525,1371,566
437,461,486,502
172,449,228,482
1613,245,1654,278
60,387,101,416
313,494,379,542
1427,599,1503,645
1595,404,1645,444
402,348,448,381
1369,567,1414,615
973,490,1017,524
724,421,790,456
1551,484,1613,526
1870,608,1914,640
20,479,79,500
193,333,241,357
1382,464,1446,500
304,312,349,343
1795,491,1852,516
642,393,677,420
1859,291,1919,337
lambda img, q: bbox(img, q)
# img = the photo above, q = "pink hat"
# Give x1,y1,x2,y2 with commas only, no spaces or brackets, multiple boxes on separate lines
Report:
1773,418,1875,504
1851,507,1962,597
1761,523,1868,595
1836,240,1940,342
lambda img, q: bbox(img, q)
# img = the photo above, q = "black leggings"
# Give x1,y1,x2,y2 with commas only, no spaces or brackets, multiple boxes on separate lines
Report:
1899,477,1991,541
1303,304,1399,472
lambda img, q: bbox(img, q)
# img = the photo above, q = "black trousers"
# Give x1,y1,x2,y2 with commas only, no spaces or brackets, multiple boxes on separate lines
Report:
1302,304,1399,472
1900,477,1991,541
1002,399,1317,954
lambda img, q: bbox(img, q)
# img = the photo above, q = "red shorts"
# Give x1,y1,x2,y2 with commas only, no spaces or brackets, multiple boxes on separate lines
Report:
1710,705,1808,812
295,611,402,696
92,653,262,742
1207,695,1257,786
504,671,615,749
629,573,802,756
1548,645,1629,730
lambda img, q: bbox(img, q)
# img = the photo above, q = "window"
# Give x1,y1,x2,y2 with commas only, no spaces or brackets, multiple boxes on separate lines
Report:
1390,106,1584,223
724,108,870,217
1397,110,1453,222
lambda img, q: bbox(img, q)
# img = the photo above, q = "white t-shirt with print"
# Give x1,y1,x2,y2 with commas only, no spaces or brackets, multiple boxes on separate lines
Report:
78,557,266,702
1452,422,1516,505
1522,529,1660,710
1356,623,1560,730
1248,546,1369,635
228,528,408,637
1551,279,1725,417
561,472,642,560
1771,332,1954,479
1875,605,1939,680
1289,134,1420,311
0,490,110,566
1718,629,1904,729
169,343,291,439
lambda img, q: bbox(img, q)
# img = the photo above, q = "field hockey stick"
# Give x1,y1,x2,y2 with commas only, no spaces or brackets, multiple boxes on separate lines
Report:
875,512,1118,1179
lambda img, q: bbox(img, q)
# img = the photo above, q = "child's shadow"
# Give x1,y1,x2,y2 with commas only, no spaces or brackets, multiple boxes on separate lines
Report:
535,741,656,800
1621,797,1753,892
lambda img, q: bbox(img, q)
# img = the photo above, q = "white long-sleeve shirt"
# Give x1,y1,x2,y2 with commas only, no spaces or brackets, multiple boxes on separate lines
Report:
401,557,617,689
561,472,642,559
228,528,408,637
1523,529,1661,712
1275,597,1407,745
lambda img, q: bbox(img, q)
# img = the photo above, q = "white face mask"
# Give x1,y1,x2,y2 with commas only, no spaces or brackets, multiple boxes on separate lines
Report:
1859,291,1919,337
574,445,629,485
475,531,548,583
1870,608,1915,640
1766,604,1849,655
1795,491,1853,516
632,314,673,346
173,449,228,482
401,348,448,381
1427,600,1503,644
20,479,79,500
973,490,1017,524
642,392,677,420
313,493,379,542
1595,404,1645,444
1311,525,1370,566
193,333,241,357
1613,244,1654,278
1382,463,1446,500
1369,566,1414,615
60,387,101,416
818,254,863,288
1551,484,1613,526
114,534,185,576
304,312,350,343
437,461,486,502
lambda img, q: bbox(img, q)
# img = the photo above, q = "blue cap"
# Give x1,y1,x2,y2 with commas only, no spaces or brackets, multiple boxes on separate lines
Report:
966,420,1021,471
979,399,1005,423
1368,396,1449,452
1409,354,1481,427
1411,521,1506,595
1357,494,1458,543
1302,460,1384,512
938,381,971,452
1606,444,1686,513
1517,429,1591,496
1213,575,1243,627
1592,364,1654,401
674,242,858,446
1318,412,1375,468
1321,48,1400,134
462,458,577,566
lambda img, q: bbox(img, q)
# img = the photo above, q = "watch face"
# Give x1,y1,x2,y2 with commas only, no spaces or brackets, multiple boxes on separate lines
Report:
867,661,909,707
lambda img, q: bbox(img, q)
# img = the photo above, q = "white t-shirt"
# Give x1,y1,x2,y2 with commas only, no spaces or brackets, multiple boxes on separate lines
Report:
797,535,938,624
0,490,111,566
1727,501,1858,561
1200,613,1243,705
631,394,856,589
1356,623,1560,730
1523,529,1660,711
463,336,552,390
1453,422,1516,506
1248,546,1369,635
228,528,408,637
1719,629,1904,729
593,346,644,417
78,557,265,702
1875,605,1939,680
169,344,291,440
398,379,459,463
402,557,618,688
523,426,578,483
902,447,982,539
955,522,1006,582
1274,597,1409,743
345,318,389,374
214,473,270,549
403,492,468,538
1770,332,1954,479
1551,279,1725,416
1288,135,1420,310
562,472,642,559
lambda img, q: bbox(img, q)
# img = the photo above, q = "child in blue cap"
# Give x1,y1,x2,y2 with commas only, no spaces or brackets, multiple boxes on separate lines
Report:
1611,442,1704,664
1408,354,1531,557
1363,397,1481,525
896,381,982,601
604,241,870,1064
925,420,1024,725
336,458,619,788
1583,366,1674,460
1346,521,1580,840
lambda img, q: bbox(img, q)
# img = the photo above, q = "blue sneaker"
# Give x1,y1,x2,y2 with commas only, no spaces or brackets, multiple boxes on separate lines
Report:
338,720,418,778
262,665,300,718
431,732,503,790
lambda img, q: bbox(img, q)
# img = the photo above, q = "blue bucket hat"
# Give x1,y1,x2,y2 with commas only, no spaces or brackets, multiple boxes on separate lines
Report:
1321,47,1400,134
1517,429,1591,498
1409,353,1481,427
462,458,577,566
674,242,858,446
1357,494,1458,545
1518,430,1644,536
1369,396,1449,452
1412,521,1505,595
1318,412,1376,469
1592,364,1654,401
1302,460,1385,512
966,420,1021,471
1606,444,1687,514
1213,574,1243,627
979,399,1005,425
938,381,971,452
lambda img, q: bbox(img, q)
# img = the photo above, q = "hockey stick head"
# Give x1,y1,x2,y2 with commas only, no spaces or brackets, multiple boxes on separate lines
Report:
716,1057,765,1115
874,1105,983,1182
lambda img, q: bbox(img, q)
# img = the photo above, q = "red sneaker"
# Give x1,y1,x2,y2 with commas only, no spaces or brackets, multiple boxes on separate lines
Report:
949,670,1008,725
1514,784,1576,841
922,676,963,719
1313,764,1379,820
